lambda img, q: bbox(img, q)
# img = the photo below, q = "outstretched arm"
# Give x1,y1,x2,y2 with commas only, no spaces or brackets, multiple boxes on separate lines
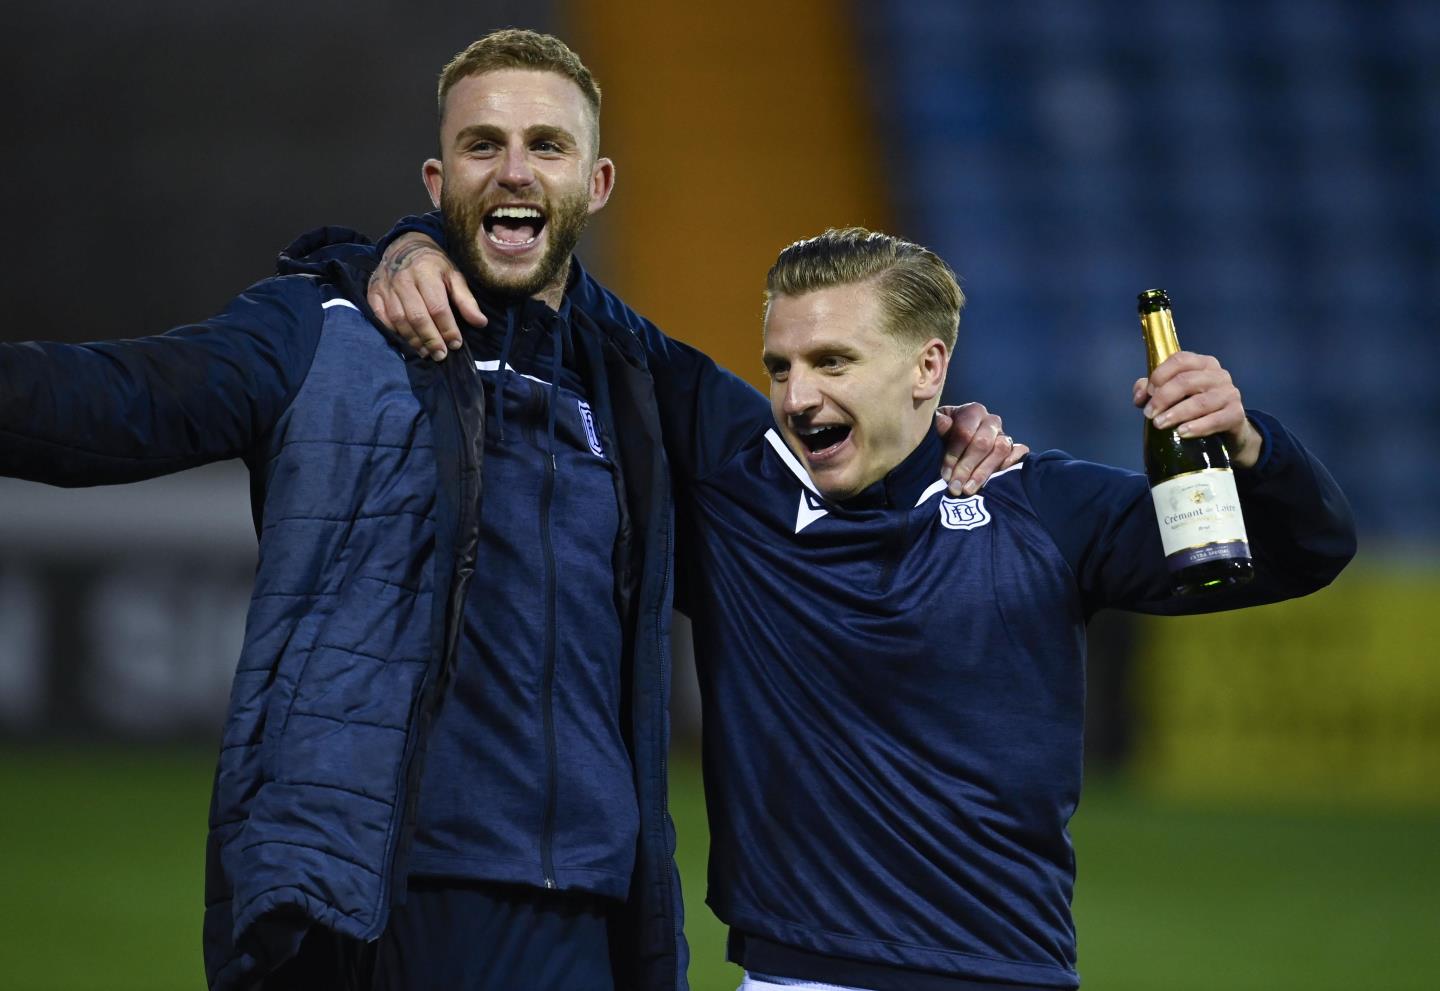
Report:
0,277,321,486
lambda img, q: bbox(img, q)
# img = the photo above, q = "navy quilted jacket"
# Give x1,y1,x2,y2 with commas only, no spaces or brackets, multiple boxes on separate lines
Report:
0,229,685,991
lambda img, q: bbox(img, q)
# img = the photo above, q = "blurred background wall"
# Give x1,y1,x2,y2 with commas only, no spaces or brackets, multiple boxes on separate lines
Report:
1,1,1436,988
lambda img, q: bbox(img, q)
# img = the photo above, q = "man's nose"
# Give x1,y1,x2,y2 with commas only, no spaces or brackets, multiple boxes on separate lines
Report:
499,145,535,190
783,371,820,416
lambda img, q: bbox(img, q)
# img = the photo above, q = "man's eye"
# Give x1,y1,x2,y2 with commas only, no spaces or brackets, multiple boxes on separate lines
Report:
534,141,562,153
765,366,788,382
468,141,498,154
818,356,848,372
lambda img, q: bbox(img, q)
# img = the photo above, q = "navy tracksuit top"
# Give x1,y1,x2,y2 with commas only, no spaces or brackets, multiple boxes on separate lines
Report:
631,320,1355,989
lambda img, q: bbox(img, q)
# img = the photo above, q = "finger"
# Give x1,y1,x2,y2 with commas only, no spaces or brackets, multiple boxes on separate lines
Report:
447,270,486,333
1154,389,1243,435
399,287,448,361
1173,407,1245,440
419,282,461,357
368,288,395,333
1148,351,1219,391
385,304,420,355
1007,442,1030,464
1132,377,1149,408
372,276,437,360
946,422,1001,496
1144,369,1231,419
937,403,988,482
960,432,1015,495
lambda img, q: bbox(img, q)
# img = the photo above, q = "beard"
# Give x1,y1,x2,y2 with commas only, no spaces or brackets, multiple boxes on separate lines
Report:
441,184,591,300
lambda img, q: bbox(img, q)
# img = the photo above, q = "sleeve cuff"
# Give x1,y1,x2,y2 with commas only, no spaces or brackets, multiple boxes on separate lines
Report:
1235,408,1291,487
375,211,447,257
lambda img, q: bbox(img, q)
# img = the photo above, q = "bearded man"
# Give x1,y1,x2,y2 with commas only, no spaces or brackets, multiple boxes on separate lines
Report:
0,30,1018,991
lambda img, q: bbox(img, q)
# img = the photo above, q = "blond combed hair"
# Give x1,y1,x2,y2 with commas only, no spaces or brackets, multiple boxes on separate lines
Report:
765,227,964,350
437,29,602,152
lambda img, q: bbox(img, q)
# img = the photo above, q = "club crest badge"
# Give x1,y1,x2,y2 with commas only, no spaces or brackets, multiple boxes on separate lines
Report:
939,494,991,531
577,400,604,457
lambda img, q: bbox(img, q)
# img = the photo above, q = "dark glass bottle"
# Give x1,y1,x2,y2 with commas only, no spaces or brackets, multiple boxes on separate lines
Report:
1138,289,1255,594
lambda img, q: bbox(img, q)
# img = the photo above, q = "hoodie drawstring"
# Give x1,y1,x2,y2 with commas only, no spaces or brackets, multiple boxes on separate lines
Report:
545,319,562,471
493,308,519,443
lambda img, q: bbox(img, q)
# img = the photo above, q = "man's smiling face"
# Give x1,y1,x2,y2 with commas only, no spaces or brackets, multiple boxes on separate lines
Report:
763,281,946,501
424,68,613,306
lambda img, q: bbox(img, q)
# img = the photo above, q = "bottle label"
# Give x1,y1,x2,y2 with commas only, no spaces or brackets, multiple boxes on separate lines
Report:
1150,468,1251,573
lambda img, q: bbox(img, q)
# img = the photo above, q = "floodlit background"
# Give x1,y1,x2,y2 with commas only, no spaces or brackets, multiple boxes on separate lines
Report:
2,1,1437,988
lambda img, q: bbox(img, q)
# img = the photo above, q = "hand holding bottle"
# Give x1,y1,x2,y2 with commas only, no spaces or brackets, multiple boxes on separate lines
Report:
1135,289,1255,594
1131,351,1264,469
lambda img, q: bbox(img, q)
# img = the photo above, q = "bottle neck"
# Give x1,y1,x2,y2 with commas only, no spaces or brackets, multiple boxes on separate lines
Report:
1140,307,1180,373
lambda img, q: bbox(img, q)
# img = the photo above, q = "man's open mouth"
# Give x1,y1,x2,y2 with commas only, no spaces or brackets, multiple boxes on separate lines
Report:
483,205,547,247
795,423,851,454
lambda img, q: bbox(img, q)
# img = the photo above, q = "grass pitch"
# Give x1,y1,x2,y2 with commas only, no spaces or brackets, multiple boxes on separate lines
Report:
0,748,1434,990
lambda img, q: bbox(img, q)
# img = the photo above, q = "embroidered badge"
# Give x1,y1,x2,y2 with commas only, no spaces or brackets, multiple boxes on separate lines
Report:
939,494,991,531
578,400,604,457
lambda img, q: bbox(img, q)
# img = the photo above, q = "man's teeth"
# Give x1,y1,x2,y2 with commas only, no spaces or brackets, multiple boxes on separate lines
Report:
485,206,543,246
796,424,850,452
487,229,537,245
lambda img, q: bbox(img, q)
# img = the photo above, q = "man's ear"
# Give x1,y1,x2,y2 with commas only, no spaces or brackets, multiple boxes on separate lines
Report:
914,338,949,403
588,157,615,215
422,159,444,209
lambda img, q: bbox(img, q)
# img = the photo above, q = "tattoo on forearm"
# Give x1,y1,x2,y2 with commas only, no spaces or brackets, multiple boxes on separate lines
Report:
383,241,437,275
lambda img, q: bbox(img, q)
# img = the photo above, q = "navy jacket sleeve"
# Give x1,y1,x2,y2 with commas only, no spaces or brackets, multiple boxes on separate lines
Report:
377,211,445,258
0,276,323,486
625,321,770,483
1024,409,1356,618
276,225,378,275
568,268,769,482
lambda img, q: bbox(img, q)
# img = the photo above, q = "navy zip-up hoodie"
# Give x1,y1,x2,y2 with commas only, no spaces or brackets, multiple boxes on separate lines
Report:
408,292,639,896
0,228,687,991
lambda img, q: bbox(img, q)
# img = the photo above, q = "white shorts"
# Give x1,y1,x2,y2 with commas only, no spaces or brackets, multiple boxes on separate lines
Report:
740,973,872,991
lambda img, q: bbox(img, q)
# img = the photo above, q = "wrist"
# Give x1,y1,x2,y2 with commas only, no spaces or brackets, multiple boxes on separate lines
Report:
1230,417,1264,470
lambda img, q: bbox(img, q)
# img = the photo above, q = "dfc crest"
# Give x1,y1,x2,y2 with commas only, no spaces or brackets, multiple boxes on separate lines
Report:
939,494,991,531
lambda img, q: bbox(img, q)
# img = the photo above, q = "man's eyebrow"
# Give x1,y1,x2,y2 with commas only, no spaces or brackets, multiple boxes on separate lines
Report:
802,340,865,359
525,124,578,146
760,340,864,369
452,123,506,148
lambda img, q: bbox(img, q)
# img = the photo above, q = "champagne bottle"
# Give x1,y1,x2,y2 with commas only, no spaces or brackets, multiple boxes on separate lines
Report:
1138,289,1254,594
